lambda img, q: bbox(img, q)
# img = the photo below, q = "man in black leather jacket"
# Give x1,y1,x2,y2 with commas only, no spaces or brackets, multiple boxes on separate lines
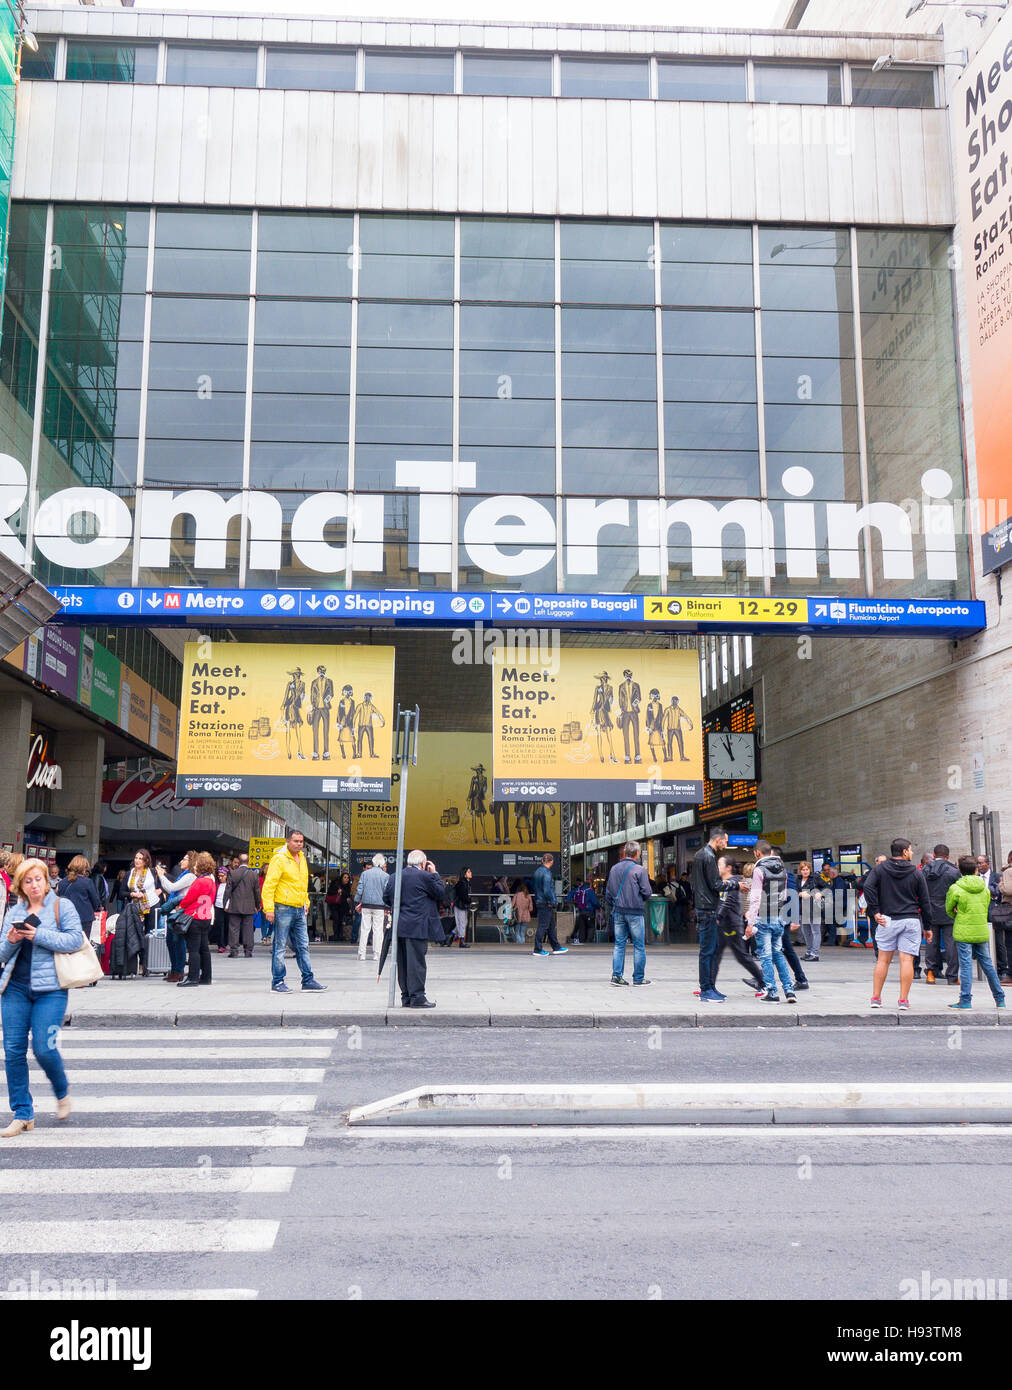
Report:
691,826,728,1001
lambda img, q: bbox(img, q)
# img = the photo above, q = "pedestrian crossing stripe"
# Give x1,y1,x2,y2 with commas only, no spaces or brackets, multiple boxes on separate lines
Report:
51,1028,340,1041
26,1068,326,1085
1,1168,296,1193
30,1095,317,1113
1,1125,308,1148
57,1045,331,1059
0,1288,261,1301
0,1220,280,1254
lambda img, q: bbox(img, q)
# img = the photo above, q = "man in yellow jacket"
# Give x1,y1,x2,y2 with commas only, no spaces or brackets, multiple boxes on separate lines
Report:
262,829,327,994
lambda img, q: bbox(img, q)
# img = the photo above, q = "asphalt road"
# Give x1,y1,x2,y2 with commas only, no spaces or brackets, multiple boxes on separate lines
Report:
3,1026,1010,1303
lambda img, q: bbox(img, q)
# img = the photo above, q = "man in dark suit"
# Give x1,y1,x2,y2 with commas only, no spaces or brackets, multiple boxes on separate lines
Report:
225,852,262,959
383,849,445,1008
309,665,333,761
618,668,642,764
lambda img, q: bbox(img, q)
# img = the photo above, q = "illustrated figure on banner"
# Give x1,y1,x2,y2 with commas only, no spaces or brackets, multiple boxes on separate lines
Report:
662,695,694,763
309,664,333,761
466,764,490,844
336,685,356,758
590,670,619,765
354,692,386,759
281,667,306,761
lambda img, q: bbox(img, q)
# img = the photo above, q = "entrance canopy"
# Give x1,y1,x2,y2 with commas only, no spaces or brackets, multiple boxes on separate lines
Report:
51,585,985,640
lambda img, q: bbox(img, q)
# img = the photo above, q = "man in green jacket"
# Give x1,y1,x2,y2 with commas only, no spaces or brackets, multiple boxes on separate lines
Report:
946,855,1006,1011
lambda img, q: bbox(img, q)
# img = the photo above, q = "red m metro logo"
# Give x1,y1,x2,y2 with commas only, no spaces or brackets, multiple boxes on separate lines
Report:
164,593,181,609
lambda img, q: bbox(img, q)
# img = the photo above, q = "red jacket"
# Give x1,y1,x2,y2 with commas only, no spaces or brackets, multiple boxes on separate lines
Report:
180,874,215,922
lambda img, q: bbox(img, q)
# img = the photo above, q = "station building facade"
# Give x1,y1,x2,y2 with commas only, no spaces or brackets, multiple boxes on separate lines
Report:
0,4,1007,877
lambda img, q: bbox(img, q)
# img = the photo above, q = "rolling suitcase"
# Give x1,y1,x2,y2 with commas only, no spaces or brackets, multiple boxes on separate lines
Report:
144,932,171,976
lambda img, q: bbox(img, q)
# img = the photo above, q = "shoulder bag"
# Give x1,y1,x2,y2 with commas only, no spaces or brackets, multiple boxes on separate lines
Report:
52,897,104,989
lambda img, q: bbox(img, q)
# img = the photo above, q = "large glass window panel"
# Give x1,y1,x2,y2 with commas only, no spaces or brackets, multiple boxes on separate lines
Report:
766,451,862,502
459,495,557,592
661,224,753,308
460,218,555,303
561,306,654,353
459,349,555,399
461,303,555,350
561,545,649,594
253,341,350,394
761,310,855,358
457,444,556,495
358,216,454,301
145,388,245,440
664,402,757,452
663,354,756,403
257,213,354,297
857,230,967,598
560,57,649,100
357,301,452,349
564,352,656,400
251,394,349,444
154,210,252,295
462,53,553,96
759,228,852,312
245,491,351,590
761,355,857,405
562,448,659,497
363,49,454,93
148,339,246,391
460,397,555,448
662,308,754,355
255,297,350,346
0,206,46,454
165,44,258,88
35,487,135,590
65,41,158,83
41,206,150,493
754,63,842,105
264,47,357,91
561,221,654,305
136,489,243,588
150,295,249,343
657,61,747,102
850,66,935,109
355,394,452,447
354,443,452,493
249,444,347,491
19,39,57,80
142,439,244,489
665,451,759,498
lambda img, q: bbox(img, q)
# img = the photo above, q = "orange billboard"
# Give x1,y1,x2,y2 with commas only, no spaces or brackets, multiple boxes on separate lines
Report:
954,12,1012,573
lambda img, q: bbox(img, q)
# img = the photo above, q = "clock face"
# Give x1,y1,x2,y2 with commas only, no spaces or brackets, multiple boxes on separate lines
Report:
706,730,755,781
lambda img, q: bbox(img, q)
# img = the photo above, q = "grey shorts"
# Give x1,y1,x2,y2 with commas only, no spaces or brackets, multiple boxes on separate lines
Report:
875,916,922,955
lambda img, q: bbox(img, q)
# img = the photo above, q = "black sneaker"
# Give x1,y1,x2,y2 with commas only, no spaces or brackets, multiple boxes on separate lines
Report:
793,980,810,990
632,979,652,986
756,988,780,1001
611,974,629,986
742,977,763,992
784,991,798,1003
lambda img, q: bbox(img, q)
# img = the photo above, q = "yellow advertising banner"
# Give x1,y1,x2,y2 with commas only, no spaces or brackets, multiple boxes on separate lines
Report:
352,731,560,872
248,836,287,870
492,647,703,803
175,642,395,798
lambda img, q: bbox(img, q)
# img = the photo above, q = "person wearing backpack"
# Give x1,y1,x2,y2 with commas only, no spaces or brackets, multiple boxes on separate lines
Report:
922,844,961,985
946,855,1006,1011
605,842,652,986
745,840,796,1003
566,879,598,944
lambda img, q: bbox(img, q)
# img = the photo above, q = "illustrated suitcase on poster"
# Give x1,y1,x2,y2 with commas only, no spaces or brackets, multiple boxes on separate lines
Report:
248,715,271,739
567,720,582,742
440,805,460,827
144,932,171,976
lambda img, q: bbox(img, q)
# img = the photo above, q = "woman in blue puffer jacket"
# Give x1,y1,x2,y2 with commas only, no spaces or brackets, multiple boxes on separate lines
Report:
0,857,83,1137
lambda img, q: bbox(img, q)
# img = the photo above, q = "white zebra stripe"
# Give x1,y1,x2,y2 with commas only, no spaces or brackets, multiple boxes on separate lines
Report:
0,1167,296,1193
0,1125,308,1148
0,1220,280,1254
30,1094,317,1114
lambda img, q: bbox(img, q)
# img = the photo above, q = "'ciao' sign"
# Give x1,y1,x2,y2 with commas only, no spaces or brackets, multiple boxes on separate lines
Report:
26,734,62,792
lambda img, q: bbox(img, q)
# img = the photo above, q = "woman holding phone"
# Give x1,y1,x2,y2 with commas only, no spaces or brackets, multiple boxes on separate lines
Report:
0,857,84,1137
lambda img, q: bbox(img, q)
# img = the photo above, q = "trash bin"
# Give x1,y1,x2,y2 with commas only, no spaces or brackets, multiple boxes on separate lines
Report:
647,895,667,941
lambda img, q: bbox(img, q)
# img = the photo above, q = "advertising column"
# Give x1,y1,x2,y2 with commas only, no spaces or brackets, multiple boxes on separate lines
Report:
954,12,1012,573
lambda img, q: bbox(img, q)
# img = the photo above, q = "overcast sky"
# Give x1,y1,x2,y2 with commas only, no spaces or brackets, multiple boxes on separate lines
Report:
132,0,785,27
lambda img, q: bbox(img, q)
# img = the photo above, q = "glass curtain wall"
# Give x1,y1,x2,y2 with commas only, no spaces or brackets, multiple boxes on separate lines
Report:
0,205,969,600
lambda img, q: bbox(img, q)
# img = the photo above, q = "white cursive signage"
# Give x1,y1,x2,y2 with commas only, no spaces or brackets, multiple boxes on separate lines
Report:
26,734,62,791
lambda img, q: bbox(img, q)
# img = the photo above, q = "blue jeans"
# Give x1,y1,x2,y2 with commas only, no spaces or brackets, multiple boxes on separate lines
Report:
2,982,70,1120
697,911,719,991
612,910,646,983
957,940,1006,1006
755,920,793,995
167,927,187,974
271,905,315,987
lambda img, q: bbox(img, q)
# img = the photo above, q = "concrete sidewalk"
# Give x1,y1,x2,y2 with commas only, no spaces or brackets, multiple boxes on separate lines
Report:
56,941,1009,1028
